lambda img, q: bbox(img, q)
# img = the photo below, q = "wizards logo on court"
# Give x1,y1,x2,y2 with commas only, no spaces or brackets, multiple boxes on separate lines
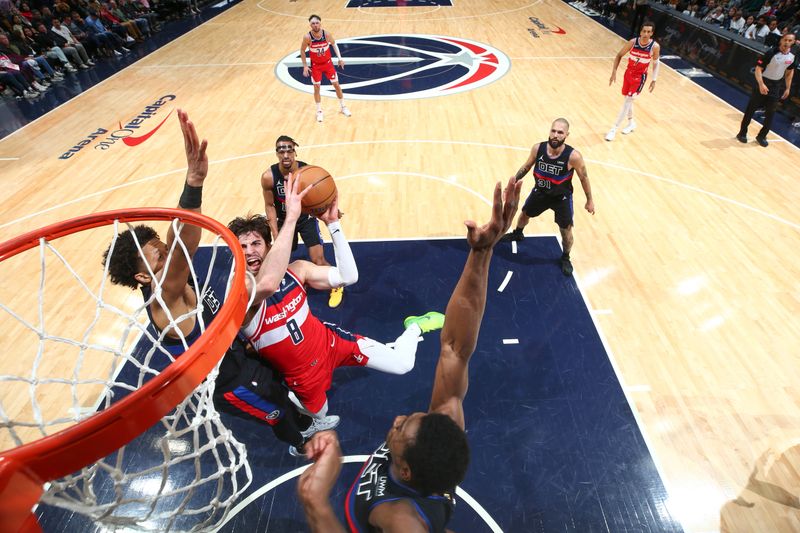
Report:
275,34,510,100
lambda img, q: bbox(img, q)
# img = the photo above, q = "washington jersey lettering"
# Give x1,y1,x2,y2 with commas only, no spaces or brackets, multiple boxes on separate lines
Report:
242,269,329,376
626,37,655,76
309,30,332,65
270,161,311,224
533,143,575,197
345,442,455,533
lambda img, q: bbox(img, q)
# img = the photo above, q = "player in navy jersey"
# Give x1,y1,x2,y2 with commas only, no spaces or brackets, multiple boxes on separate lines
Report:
295,177,523,533
231,178,443,425
500,118,595,276
300,14,350,122
261,135,344,308
102,110,335,457
605,21,660,141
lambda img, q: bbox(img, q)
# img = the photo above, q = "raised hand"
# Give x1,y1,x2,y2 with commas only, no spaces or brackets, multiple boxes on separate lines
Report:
317,194,340,224
465,177,522,250
297,431,343,507
178,108,207,186
284,171,313,222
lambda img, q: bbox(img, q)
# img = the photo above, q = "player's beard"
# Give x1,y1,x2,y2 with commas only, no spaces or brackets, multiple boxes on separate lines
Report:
548,137,564,148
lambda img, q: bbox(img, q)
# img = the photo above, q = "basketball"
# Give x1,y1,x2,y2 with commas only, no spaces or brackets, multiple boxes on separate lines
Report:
297,165,337,215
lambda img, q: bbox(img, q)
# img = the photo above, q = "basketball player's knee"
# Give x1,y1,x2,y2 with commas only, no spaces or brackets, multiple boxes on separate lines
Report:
394,353,416,375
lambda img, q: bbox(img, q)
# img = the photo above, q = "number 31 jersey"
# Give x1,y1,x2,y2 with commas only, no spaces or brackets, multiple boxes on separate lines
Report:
533,142,574,197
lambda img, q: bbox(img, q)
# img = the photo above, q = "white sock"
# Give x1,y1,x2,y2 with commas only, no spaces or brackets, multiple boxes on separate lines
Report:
316,102,322,112
360,327,421,375
339,98,346,109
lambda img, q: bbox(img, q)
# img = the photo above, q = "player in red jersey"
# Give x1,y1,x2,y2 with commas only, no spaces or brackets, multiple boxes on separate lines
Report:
301,14,350,123
605,21,661,141
229,175,443,422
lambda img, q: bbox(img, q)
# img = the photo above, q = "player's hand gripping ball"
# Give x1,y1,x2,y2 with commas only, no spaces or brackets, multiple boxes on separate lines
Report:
296,165,337,216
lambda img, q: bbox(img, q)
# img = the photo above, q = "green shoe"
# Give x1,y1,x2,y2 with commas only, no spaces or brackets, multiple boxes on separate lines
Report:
404,311,445,334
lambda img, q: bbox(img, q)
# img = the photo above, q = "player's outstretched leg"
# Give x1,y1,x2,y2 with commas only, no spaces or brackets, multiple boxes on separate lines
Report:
359,312,445,375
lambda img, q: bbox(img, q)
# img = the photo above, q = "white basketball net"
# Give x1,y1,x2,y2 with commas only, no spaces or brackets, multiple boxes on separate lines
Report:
0,216,252,531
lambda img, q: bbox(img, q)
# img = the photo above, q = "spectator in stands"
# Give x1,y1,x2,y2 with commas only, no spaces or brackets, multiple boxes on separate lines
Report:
34,22,87,69
745,14,771,40
0,31,57,87
4,29,63,82
699,0,717,18
20,26,74,73
18,3,33,22
723,7,744,34
50,18,93,66
684,2,700,16
84,9,130,54
119,0,159,33
704,5,726,23
108,0,150,38
39,6,55,27
11,14,31,35
758,0,776,16
764,17,784,44
97,2,144,42
67,10,108,57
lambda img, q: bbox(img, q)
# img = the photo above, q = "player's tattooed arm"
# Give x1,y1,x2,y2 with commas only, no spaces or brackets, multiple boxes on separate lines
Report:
513,143,539,181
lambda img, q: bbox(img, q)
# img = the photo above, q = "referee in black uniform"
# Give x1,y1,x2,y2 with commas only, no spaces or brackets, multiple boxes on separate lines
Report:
737,33,797,147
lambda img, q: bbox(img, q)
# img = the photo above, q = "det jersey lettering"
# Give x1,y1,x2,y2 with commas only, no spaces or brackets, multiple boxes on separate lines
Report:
356,444,391,501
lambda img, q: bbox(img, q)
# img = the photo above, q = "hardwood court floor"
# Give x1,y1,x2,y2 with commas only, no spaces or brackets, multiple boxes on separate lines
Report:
1,1,799,531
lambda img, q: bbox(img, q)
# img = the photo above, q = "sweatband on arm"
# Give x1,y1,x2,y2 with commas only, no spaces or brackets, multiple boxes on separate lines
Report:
652,59,660,80
179,182,203,209
326,221,358,286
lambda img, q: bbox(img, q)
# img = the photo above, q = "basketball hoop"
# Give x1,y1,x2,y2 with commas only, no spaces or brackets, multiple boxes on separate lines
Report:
0,208,250,532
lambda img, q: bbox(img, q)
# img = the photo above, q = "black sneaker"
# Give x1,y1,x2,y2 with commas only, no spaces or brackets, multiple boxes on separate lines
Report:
500,228,524,242
756,137,768,147
736,133,747,144
560,255,573,276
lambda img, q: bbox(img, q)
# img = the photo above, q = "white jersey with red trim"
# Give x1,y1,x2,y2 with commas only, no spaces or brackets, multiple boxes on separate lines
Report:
626,37,655,77
242,269,328,377
308,30,332,66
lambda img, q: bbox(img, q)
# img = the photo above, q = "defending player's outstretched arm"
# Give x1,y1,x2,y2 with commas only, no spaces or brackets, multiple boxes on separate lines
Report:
428,177,522,430
158,109,208,303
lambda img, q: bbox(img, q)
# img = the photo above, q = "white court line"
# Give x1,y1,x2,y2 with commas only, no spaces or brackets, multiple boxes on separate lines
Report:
497,271,513,292
626,384,653,392
502,338,520,345
0,157,20,161
3,139,798,232
511,241,518,254
257,0,541,21
510,56,614,60
214,455,503,533
133,61,278,68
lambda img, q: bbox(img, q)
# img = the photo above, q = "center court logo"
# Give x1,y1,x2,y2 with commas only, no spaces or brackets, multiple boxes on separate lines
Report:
275,34,510,100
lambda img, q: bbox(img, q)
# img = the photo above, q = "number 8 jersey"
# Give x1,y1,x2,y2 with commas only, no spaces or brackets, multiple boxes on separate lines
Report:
242,269,321,372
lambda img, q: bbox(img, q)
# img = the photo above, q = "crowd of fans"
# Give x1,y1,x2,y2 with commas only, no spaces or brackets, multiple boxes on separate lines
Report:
0,0,202,99
574,0,800,43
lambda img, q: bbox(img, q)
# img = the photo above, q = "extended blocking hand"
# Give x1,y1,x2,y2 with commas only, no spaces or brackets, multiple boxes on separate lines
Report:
465,177,522,250
178,109,208,186
297,431,343,508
